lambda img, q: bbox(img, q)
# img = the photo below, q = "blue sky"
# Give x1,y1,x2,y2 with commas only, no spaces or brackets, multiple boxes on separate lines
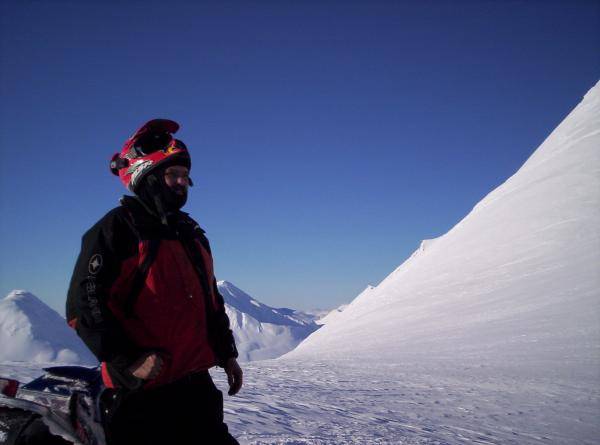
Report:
0,1,598,313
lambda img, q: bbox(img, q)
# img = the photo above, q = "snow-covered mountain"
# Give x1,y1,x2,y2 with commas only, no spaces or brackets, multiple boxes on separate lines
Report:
273,307,329,326
287,81,600,377
0,290,96,365
217,281,319,361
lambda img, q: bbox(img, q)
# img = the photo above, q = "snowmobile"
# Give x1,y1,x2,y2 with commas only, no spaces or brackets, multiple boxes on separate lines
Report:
0,366,109,445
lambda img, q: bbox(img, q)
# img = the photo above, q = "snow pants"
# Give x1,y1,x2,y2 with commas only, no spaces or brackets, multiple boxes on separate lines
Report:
105,371,239,445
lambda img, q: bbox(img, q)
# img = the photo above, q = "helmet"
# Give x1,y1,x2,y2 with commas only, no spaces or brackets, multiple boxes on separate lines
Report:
110,119,191,193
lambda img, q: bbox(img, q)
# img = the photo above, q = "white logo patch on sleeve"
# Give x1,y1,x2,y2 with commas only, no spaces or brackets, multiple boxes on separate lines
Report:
88,254,103,275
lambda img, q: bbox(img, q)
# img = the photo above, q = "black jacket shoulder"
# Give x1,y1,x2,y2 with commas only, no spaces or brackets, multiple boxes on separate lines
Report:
80,205,138,261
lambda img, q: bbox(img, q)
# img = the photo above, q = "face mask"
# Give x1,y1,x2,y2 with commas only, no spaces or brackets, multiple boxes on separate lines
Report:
137,169,189,222
161,182,188,210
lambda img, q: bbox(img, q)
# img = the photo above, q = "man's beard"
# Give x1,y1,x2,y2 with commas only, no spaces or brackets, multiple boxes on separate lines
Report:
163,185,188,210
137,173,188,215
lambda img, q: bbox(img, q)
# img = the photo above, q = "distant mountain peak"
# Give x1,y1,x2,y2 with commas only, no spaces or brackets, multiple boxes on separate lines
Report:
5,290,40,302
217,281,316,328
215,281,320,361
0,290,97,365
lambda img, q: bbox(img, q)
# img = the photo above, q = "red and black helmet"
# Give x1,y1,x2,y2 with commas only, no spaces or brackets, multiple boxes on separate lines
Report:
110,119,191,192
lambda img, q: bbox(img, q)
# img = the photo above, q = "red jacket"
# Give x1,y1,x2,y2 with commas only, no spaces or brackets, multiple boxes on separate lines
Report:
66,196,238,389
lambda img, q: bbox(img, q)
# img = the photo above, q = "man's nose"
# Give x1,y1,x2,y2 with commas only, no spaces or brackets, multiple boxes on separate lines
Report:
172,175,190,186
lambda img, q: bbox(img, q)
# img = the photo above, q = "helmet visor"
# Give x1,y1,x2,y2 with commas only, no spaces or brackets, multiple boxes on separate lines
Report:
134,131,174,156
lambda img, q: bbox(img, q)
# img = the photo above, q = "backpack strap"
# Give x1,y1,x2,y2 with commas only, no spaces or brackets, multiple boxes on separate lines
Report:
119,201,161,319
123,238,160,318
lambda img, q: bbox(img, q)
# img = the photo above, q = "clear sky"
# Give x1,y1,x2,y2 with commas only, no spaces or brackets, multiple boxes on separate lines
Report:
0,0,598,314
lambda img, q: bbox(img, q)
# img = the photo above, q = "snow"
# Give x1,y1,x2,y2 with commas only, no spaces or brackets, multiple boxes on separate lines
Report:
219,281,319,361
219,80,600,444
0,291,97,365
2,358,598,444
213,359,599,444
274,307,328,326
218,281,318,328
317,302,352,325
0,362,46,384
272,81,600,442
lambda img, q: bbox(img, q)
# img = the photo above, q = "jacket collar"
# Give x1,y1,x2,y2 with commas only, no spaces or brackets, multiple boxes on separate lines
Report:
119,195,203,233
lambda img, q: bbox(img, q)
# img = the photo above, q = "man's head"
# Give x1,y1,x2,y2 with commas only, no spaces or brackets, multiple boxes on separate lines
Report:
110,119,193,215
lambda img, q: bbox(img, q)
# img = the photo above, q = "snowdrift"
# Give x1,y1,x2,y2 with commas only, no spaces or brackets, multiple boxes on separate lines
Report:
0,290,97,365
287,81,600,376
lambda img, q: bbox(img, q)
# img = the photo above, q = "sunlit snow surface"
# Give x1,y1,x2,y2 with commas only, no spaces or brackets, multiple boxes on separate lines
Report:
273,81,600,443
212,359,599,445
1,360,598,444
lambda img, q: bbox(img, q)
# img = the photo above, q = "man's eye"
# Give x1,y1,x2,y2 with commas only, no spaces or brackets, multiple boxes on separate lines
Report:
166,173,189,181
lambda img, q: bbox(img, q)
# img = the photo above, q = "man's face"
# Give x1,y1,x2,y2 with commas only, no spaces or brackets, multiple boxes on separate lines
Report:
163,165,190,196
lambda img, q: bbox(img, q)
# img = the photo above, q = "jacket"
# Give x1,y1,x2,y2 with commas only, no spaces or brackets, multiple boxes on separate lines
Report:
66,195,238,390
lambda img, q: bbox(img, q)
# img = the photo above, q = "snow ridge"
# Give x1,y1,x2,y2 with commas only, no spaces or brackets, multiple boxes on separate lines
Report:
218,281,315,328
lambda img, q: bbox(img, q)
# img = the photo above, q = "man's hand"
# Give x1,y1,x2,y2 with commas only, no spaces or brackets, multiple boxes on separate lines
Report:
224,358,243,396
128,352,163,380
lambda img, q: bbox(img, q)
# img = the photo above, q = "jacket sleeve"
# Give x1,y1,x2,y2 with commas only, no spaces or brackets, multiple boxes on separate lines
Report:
66,210,144,389
211,278,239,367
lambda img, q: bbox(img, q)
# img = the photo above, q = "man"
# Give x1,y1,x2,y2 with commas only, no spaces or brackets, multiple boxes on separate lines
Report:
66,119,242,445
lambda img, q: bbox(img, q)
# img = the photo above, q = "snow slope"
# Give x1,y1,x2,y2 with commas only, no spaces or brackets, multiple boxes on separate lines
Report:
288,81,600,377
241,82,600,444
317,300,353,325
218,281,319,361
0,290,97,365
